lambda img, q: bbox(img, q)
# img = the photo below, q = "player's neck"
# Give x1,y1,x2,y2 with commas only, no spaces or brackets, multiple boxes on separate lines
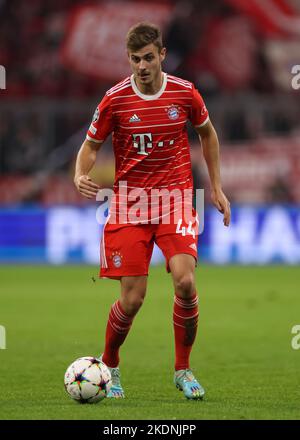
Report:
134,71,164,96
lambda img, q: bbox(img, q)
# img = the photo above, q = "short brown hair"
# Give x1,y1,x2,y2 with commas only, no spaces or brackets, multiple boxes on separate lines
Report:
126,22,163,53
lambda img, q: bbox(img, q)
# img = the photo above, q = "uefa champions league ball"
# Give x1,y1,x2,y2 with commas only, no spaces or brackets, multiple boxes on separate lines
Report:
64,356,112,403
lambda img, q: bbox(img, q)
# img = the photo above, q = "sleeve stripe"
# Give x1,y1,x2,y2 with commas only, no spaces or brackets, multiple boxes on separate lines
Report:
86,135,103,143
194,116,209,128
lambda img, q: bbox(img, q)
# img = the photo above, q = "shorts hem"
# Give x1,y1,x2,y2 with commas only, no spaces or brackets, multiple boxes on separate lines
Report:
99,272,149,280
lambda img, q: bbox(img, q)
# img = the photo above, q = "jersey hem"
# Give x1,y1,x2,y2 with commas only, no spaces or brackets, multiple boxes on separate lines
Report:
194,116,210,128
86,135,103,143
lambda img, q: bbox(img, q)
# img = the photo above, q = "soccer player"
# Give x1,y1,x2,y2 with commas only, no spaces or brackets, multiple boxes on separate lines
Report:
74,22,230,400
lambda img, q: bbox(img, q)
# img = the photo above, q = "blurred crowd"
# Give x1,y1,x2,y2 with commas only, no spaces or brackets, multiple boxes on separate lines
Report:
0,0,292,98
0,0,105,98
0,0,299,204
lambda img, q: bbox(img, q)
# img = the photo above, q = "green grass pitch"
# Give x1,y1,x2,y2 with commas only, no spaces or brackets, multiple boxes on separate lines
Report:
0,265,299,420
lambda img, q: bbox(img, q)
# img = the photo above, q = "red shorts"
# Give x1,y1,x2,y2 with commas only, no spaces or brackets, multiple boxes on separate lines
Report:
99,211,199,280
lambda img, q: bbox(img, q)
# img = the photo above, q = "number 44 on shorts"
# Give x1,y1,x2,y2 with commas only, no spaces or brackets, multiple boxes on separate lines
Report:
176,219,196,239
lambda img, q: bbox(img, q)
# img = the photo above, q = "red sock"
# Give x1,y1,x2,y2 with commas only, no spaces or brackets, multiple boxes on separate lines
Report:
173,293,199,371
102,300,134,368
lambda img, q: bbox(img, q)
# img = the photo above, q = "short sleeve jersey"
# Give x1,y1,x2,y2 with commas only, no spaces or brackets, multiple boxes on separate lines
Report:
86,73,209,221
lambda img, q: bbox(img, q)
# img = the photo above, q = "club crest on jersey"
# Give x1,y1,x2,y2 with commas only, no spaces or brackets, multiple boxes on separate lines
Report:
166,105,180,120
92,107,99,123
111,251,123,268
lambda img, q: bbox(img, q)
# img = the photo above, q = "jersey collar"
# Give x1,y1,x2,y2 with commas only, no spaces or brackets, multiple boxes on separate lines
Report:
130,72,167,100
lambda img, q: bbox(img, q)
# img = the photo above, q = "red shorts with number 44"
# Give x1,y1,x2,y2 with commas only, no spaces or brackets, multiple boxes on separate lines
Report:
99,209,199,280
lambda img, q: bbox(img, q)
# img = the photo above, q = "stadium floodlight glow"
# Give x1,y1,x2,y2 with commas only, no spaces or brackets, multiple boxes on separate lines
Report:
0,65,6,90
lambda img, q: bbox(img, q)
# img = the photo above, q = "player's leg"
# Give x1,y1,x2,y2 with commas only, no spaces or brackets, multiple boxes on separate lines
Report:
155,216,200,373
169,254,205,400
155,206,205,400
169,254,199,371
102,275,147,369
100,222,153,368
99,223,154,397
101,275,147,398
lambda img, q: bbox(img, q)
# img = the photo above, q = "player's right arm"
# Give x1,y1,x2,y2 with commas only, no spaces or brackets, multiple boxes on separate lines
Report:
74,94,113,199
74,139,102,199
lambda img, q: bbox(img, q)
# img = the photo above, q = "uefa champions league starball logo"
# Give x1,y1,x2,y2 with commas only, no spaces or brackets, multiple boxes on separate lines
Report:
92,107,99,123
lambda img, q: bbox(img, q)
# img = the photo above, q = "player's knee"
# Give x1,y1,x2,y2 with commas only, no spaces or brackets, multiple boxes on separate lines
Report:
122,296,144,316
121,286,146,316
174,273,195,298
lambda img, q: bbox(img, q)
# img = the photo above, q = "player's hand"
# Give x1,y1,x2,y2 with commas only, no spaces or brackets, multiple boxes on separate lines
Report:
211,188,231,226
74,175,100,199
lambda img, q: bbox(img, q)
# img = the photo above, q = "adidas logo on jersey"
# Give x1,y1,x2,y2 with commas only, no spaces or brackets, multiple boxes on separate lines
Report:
129,114,141,123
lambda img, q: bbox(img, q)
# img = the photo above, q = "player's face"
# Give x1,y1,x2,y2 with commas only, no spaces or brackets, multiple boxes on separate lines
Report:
128,43,166,86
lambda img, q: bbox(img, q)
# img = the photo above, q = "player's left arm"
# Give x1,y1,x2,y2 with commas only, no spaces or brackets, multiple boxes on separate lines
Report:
195,120,231,227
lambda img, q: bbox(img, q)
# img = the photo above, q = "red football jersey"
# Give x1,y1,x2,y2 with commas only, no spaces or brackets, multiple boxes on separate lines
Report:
86,73,209,223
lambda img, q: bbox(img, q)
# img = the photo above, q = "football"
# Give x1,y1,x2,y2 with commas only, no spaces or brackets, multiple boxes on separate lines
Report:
64,356,112,403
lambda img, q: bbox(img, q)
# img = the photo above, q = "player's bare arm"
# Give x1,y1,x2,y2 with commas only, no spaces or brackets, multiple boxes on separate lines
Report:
74,138,102,199
196,120,231,227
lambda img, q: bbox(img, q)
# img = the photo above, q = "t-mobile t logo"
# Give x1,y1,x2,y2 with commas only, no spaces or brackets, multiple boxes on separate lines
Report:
132,133,153,155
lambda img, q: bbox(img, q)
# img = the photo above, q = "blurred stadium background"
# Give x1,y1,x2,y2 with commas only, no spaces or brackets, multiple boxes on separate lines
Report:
1,0,300,266
1,0,300,421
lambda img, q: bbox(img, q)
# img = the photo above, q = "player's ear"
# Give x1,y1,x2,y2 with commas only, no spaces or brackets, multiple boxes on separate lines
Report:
160,47,166,63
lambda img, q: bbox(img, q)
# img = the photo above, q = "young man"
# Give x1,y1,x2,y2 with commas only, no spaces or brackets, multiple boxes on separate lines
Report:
74,22,230,400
